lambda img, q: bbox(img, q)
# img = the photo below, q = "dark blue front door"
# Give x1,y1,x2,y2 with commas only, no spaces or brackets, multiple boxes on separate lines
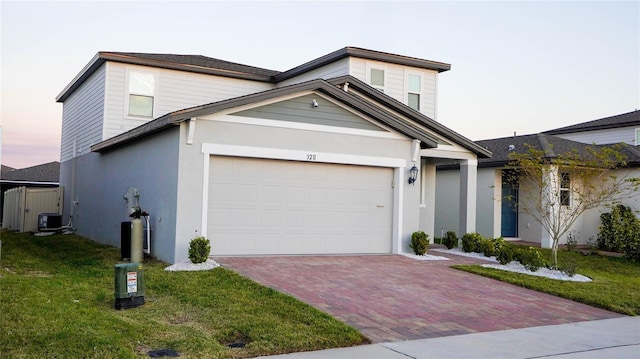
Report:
501,180,518,237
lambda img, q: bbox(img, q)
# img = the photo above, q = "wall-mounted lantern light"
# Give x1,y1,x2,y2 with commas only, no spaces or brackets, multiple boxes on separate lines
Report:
408,165,419,185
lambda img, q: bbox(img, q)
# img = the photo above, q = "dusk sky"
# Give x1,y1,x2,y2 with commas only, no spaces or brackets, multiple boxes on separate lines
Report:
1,1,638,169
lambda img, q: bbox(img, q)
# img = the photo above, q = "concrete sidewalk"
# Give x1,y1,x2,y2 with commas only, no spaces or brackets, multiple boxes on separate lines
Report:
262,317,640,359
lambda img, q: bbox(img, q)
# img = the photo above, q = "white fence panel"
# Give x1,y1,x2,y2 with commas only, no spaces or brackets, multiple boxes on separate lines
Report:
2,187,63,232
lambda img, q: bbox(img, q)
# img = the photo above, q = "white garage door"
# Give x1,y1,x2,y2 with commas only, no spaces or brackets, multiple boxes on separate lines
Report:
208,156,393,255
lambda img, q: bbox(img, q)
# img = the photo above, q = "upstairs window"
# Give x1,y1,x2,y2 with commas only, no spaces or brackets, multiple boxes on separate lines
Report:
560,172,571,206
635,128,640,146
128,71,155,117
369,68,385,92
407,74,421,111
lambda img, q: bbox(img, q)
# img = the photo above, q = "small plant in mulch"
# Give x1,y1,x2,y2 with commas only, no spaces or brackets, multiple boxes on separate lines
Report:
461,233,484,253
410,231,429,255
188,236,211,264
443,231,458,249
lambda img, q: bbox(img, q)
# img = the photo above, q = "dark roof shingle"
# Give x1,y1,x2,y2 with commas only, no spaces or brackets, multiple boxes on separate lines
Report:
544,110,640,135
0,161,60,183
474,134,640,168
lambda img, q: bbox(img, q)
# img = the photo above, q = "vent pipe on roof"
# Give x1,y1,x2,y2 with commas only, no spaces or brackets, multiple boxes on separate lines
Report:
343,82,349,92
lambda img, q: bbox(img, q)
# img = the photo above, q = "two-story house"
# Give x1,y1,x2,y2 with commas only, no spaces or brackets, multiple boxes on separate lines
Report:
56,47,491,263
544,110,640,146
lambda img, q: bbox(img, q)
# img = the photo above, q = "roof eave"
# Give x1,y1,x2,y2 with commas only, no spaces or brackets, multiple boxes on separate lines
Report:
327,76,492,158
545,121,640,135
57,52,277,103
56,53,104,102
274,47,451,83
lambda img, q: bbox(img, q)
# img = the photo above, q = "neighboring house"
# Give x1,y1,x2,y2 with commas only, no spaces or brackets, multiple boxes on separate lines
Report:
56,47,491,263
544,110,640,146
435,111,640,247
1,161,61,229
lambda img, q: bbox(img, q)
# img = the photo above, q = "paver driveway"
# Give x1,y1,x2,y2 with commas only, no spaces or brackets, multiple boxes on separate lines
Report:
216,253,622,343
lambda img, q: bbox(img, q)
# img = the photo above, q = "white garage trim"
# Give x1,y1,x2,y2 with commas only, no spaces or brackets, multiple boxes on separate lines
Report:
200,143,407,254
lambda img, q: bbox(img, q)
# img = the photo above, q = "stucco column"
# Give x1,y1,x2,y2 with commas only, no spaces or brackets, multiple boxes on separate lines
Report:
421,159,436,241
539,165,559,249
459,159,478,235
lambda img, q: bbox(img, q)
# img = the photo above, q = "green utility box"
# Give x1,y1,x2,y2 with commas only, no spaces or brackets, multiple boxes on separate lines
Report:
114,262,145,310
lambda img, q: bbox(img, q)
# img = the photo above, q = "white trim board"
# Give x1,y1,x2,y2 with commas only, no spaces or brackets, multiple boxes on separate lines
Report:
201,143,406,168
209,114,406,140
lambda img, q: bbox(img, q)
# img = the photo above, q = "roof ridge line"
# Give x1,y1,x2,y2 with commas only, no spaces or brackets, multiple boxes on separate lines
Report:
536,133,556,158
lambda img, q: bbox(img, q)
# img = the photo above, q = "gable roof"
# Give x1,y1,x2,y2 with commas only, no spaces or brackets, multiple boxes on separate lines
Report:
327,76,491,158
57,47,450,102
56,52,281,102
544,110,640,135
473,133,640,168
92,78,445,153
0,161,60,183
91,76,491,158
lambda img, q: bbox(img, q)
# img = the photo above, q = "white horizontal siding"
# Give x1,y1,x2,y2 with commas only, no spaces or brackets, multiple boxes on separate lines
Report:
554,127,637,145
156,69,273,115
419,70,437,119
276,58,350,87
60,64,106,162
348,58,438,119
103,62,274,141
349,58,367,80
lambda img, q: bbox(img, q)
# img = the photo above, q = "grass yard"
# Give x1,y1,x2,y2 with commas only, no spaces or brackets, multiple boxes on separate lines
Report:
453,248,640,316
0,231,368,358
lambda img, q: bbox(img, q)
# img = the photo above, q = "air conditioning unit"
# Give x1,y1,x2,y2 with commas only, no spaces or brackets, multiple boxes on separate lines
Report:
38,213,62,232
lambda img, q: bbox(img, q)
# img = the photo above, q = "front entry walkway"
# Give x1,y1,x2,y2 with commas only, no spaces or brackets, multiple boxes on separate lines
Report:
216,254,622,343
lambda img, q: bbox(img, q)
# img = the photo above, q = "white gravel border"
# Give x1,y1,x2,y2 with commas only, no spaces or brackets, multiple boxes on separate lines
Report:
401,253,450,261
164,259,220,271
431,248,592,282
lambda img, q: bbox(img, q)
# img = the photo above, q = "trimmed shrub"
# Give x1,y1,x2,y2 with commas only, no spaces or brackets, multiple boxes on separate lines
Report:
461,233,483,253
625,236,640,261
598,204,640,253
493,237,507,253
188,236,211,264
597,204,640,261
518,247,548,272
443,231,458,249
480,237,496,257
496,244,516,265
410,231,429,255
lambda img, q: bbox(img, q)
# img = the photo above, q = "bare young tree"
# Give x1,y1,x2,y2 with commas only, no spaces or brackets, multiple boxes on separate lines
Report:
505,143,640,267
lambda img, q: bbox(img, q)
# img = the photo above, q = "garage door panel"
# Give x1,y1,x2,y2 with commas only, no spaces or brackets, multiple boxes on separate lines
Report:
257,209,282,227
209,156,393,255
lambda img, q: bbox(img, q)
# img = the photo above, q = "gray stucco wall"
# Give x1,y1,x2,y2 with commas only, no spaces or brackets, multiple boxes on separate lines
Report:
171,116,421,261
434,167,496,239
476,168,498,239
434,169,460,237
60,128,180,263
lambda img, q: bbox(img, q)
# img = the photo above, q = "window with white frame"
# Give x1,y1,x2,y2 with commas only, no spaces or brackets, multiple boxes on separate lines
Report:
407,74,421,111
560,172,571,206
128,71,155,117
635,128,640,146
369,68,385,92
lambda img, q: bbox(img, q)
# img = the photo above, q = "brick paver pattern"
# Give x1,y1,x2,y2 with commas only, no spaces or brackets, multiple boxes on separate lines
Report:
217,254,623,343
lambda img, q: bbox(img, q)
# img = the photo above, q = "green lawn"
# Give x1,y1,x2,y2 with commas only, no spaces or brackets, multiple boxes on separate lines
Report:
453,248,640,315
0,231,368,358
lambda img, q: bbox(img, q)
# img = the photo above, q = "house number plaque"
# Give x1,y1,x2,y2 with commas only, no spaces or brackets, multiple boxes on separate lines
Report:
306,154,317,161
